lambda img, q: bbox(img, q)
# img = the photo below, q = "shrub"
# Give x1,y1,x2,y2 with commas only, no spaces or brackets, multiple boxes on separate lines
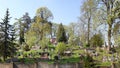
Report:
19,58,35,64
90,34,103,47
23,45,30,51
55,42,67,56
84,43,90,48
83,54,95,68
54,56,59,60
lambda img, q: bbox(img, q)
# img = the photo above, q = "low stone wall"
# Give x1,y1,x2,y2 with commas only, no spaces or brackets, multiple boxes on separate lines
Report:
14,63,37,68
1,62,117,68
37,62,55,68
57,63,79,68
37,62,83,68
0,62,83,68
0,63,13,68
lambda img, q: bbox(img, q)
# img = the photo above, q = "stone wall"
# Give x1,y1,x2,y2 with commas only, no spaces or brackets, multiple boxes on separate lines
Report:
0,62,83,68
0,62,114,68
37,62,83,68
0,63,13,68
37,62,55,68
14,63,37,68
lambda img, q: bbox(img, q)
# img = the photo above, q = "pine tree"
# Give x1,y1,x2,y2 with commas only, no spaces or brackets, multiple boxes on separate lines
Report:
22,12,31,32
56,23,67,43
0,9,16,61
14,12,31,45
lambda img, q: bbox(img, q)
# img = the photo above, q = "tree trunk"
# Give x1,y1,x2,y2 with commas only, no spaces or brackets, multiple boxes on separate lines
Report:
3,56,5,61
87,16,91,46
111,62,115,68
107,24,112,51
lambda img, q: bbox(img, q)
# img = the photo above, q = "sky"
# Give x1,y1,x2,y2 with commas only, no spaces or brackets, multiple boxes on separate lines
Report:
0,0,83,25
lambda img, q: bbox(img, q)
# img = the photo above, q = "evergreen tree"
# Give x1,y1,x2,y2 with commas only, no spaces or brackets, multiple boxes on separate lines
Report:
0,9,16,61
56,23,67,43
14,12,31,45
22,12,31,32
90,33,104,47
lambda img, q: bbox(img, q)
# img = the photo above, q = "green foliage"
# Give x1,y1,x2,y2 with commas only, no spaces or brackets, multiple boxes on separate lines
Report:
113,34,120,46
90,33,103,47
0,41,17,60
83,54,94,68
98,0,120,49
55,42,67,55
14,13,31,45
23,44,30,51
18,50,42,58
25,19,52,48
22,12,31,31
68,36,80,46
25,7,53,45
96,62,111,67
84,43,90,48
59,57,80,64
80,0,98,46
19,58,35,64
34,7,53,40
25,19,42,45
67,23,80,46
25,31,37,47
36,7,53,21
39,37,50,50
19,29,25,44
0,9,16,61
14,18,23,44
56,23,67,43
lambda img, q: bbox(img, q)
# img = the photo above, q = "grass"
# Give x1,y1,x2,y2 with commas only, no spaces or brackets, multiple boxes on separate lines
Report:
17,56,81,64
73,49,85,54
14,46,120,66
19,58,36,64
39,59,54,64
59,57,80,64
39,57,81,64
96,62,111,66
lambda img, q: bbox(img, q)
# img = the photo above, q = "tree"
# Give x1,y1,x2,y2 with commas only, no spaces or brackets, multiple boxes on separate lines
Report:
98,0,120,50
67,23,76,36
25,7,53,49
10,27,16,42
39,37,50,51
36,7,53,21
22,12,31,32
14,18,25,45
67,22,80,46
25,7,53,50
25,29,37,47
23,44,30,51
113,23,120,45
36,7,53,40
83,54,94,68
90,33,104,47
55,42,67,56
25,17,48,47
0,9,16,61
52,23,59,36
77,20,88,46
56,23,67,43
14,12,31,45
80,0,97,46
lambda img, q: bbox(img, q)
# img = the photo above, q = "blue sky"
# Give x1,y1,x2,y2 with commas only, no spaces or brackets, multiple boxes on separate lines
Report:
0,0,83,25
